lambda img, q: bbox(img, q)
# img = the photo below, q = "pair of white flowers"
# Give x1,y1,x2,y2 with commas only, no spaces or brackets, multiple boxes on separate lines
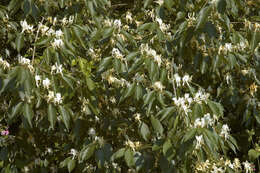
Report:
47,91,63,104
174,73,192,87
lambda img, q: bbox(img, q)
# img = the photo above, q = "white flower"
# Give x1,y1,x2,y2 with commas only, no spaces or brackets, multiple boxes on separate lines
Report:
51,63,63,75
46,28,55,36
204,113,214,126
52,38,64,49
35,75,41,87
154,55,162,67
69,16,74,24
112,48,123,60
194,118,205,128
46,91,55,102
155,0,164,6
18,56,31,65
55,29,63,38
224,43,232,52
42,78,51,89
182,75,192,86
54,93,62,104
61,17,68,25
39,23,49,34
20,20,33,33
69,149,78,160
174,73,181,87
88,128,96,136
220,124,230,140
114,19,122,29
126,11,133,23
243,161,253,173
134,113,141,122
153,81,164,91
195,135,204,149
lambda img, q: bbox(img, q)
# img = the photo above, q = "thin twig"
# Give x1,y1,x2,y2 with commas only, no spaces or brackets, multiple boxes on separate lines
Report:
32,18,44,64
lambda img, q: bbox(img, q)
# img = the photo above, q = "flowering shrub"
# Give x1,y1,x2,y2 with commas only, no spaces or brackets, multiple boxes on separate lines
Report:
0,0,259,172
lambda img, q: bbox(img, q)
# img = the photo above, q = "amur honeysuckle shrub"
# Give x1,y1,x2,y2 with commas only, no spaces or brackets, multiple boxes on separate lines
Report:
0,0,259,172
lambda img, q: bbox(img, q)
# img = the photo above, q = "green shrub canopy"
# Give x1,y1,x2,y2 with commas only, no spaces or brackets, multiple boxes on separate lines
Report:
0,0,260,172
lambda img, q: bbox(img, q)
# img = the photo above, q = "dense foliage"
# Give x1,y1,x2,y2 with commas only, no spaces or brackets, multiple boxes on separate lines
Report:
0,0,260,172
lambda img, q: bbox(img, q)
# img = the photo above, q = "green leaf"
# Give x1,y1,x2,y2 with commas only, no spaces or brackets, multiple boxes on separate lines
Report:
183,129,197,142
120,83,136,103
34,37,52,46
67,159,76,173
59,105,71,130
217,0,226,14
79,143,96,162
124,149,134,167
111,148,125,161
163,140,172,156
126,51,139,61
9,102,23,120
86,77,95,91
23,0,31,16
72,26,86,49
15,33,24,52
207,100,224,117
251,30,260,52
143,90,156,106
97,57,113,73
151,115,164,135
195,6,212,30
140,122,150,141
157,107,175,121
23,103,34,128
135,84,143,101
8,0,19,11
144,0,152,8
248,149,260,161
48,104,57,130
62,75,74,89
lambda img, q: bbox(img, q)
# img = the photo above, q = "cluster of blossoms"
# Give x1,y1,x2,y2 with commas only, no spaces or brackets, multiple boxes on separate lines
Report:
0,57,10,69
140,44,162,67
173,73,192,87
46,91,63,105
187,12,196,26
153,81,165,91
35,75,63,104
172,93,193,115
104,74,130,87
51,63,63,75
220,124,230,140
18,56,34,72
195,135,204,149
112,48,124,60
20,20,33,33
193,89,210,104
125,139,141,151
195,158,254,173
104,19,122,31
194,113,216,128
155,17,171,33
218,41,249,55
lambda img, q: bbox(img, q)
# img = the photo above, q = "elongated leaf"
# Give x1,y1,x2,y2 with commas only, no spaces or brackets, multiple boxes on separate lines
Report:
111,148,125,161
79,143,96,162
151,115,163,135
124,149,134,167
48,104,57,130
10,102,23,120
183,129,197,142
97,57,113,73
67,159,76,173
23,103,33,127
59,105,71,130
140,122,150,141
15,33,24,52
195,6,212,30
